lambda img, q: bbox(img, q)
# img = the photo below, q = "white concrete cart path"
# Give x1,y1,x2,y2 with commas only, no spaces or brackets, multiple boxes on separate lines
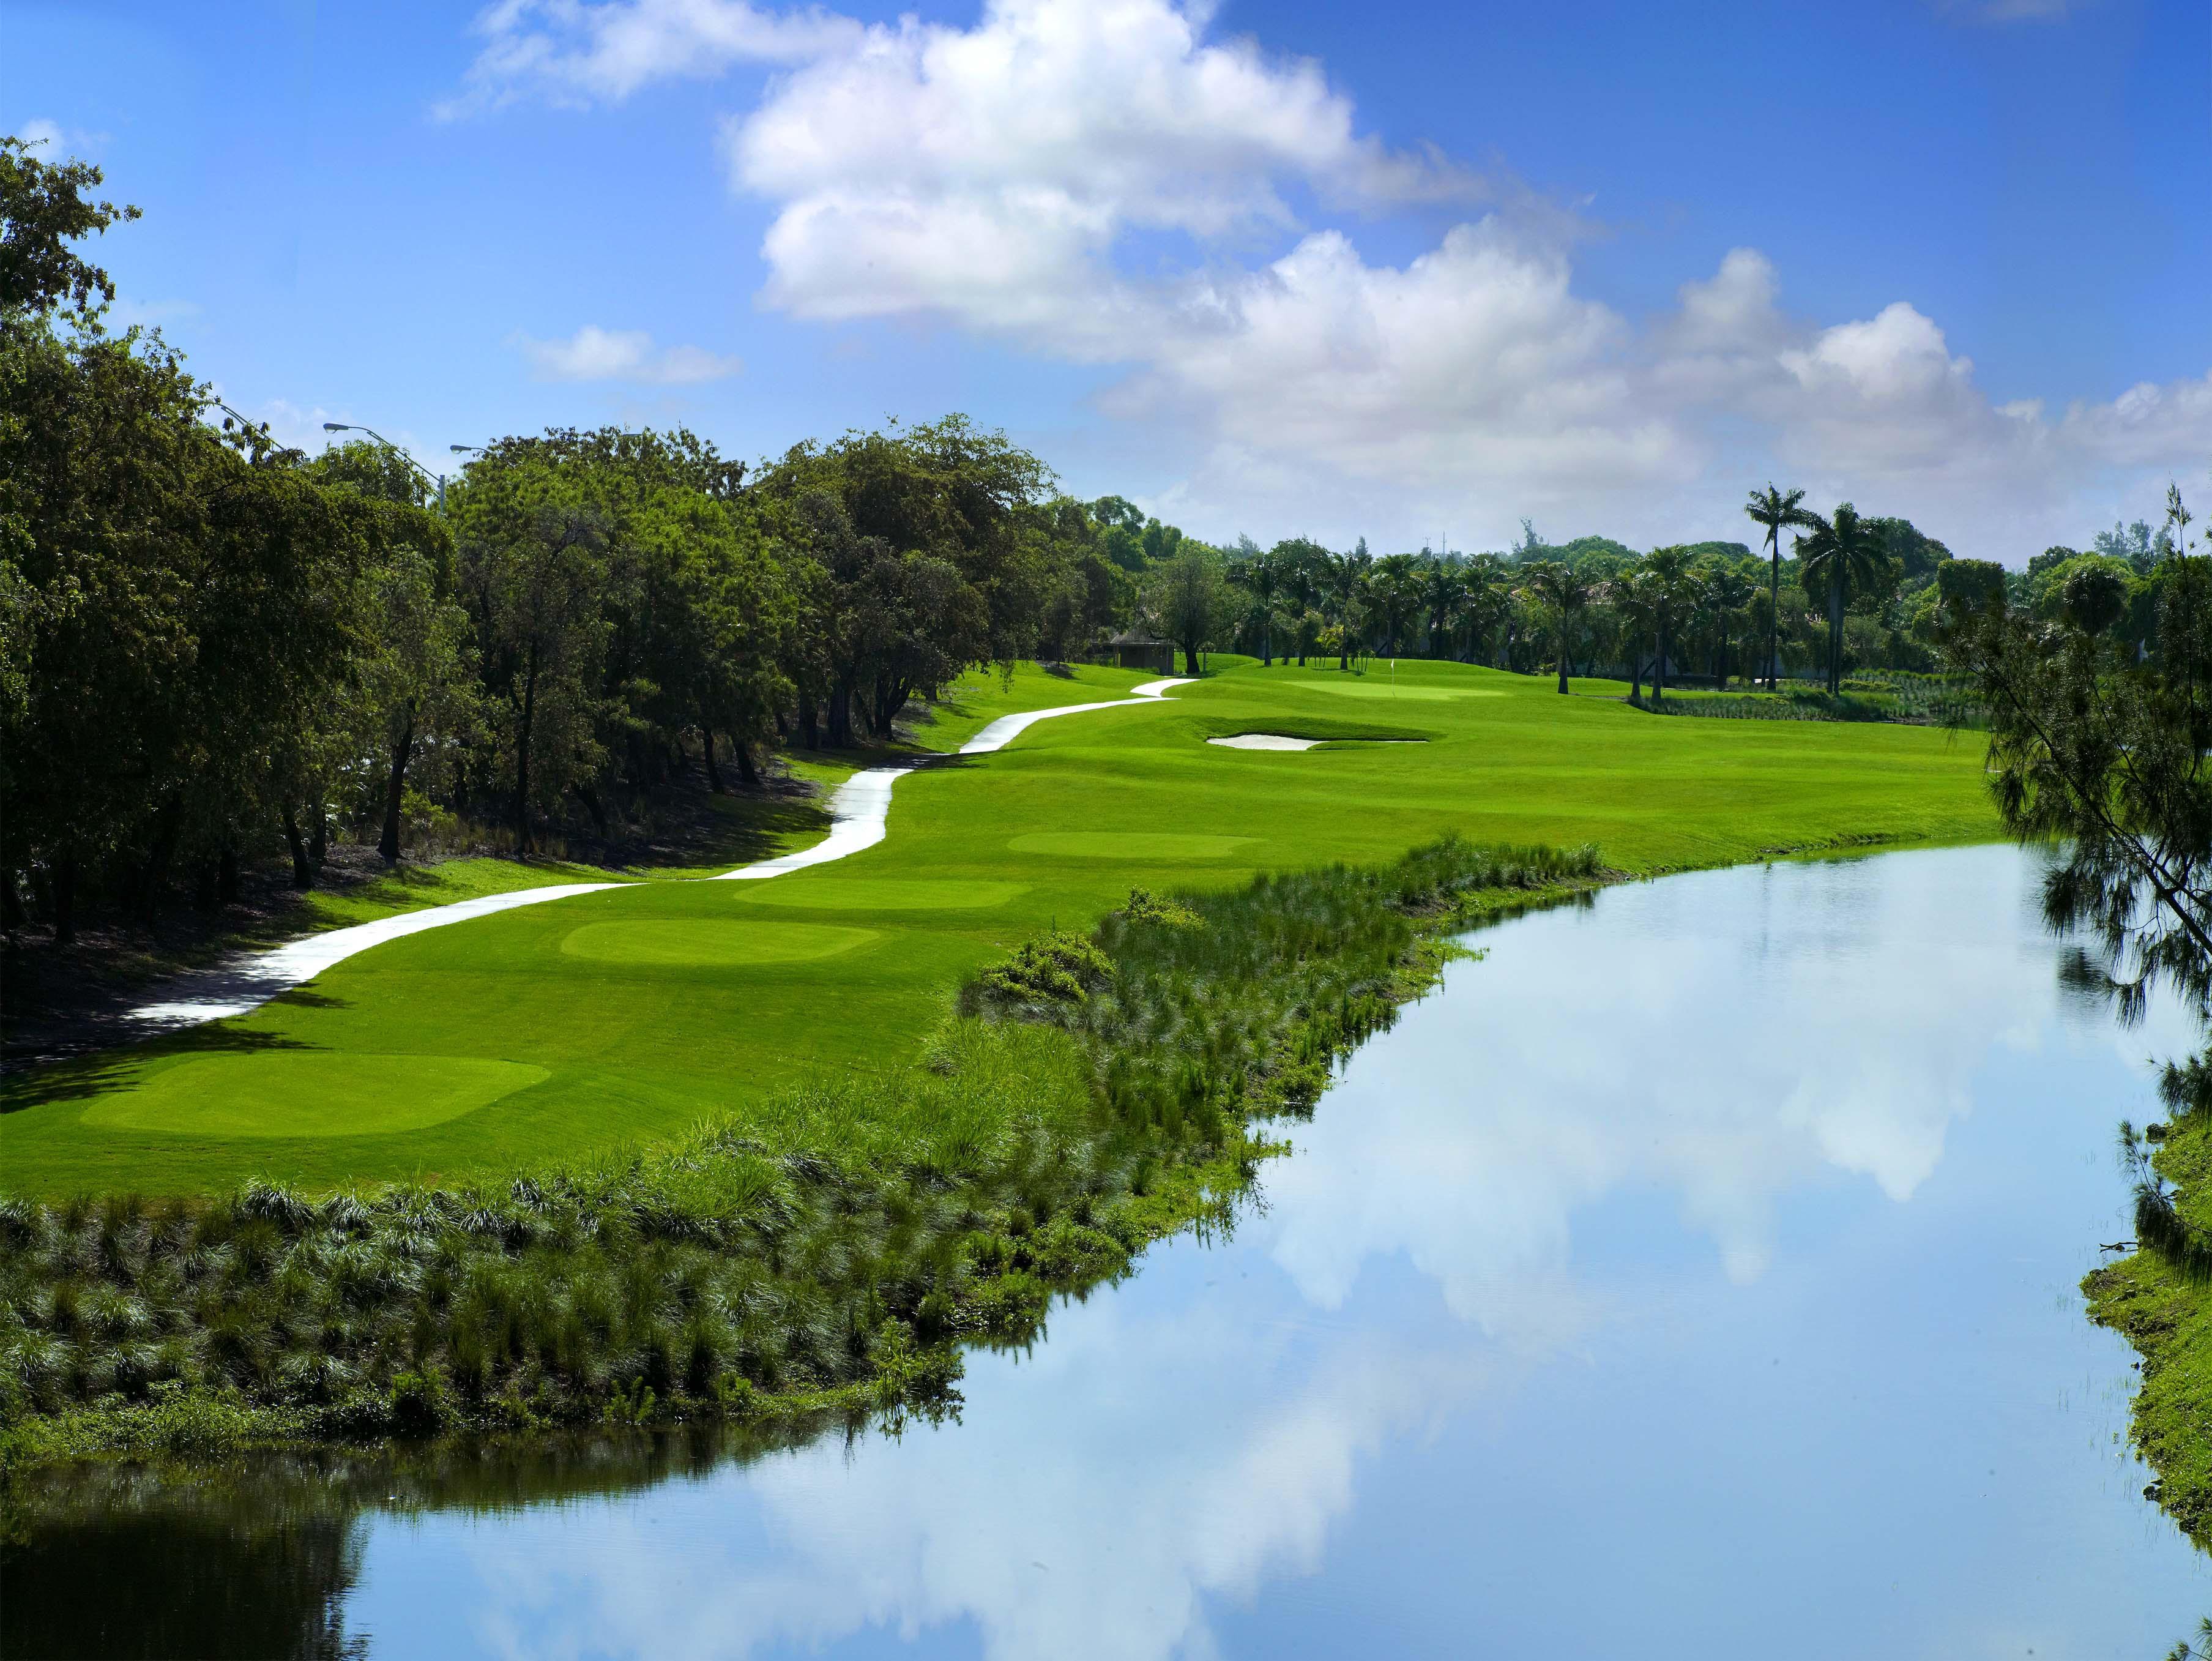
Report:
114,677,1192,1035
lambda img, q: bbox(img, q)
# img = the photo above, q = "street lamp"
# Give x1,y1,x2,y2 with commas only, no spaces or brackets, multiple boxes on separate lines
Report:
322,421,449,512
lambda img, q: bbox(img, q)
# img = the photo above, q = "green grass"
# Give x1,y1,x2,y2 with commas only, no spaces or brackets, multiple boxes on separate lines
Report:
1,659,2000,1196
0,839,1582,1461
2086,1107,2212,1547
297,858,616,930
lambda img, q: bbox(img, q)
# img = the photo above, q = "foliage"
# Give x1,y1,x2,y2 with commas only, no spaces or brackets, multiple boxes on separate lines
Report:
1,839,1598,1463
964,930,1113,1011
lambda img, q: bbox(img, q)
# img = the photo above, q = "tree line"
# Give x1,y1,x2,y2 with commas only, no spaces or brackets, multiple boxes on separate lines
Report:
4,136,2177,944
1,139,1245,941
1199,509,1952,697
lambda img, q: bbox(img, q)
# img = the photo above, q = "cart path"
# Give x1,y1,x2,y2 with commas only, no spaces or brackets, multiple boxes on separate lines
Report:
114,678,1192,1034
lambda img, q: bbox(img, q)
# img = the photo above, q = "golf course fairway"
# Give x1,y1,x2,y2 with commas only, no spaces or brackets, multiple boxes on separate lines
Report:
0,659,2002,1196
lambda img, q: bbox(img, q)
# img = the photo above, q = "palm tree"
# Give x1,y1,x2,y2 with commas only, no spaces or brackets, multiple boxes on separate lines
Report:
1641,545,1695,702
1458,554,1507,665
1796,502,1889,693
1278,548,1320,665
1326,542,1374,670
1420,557,1463,659
1520,561,1590,694
1609,570,1663,701
1237,553,1281,665
1370,554,1421,655
1703,561,1759,691
1745,484,1819,690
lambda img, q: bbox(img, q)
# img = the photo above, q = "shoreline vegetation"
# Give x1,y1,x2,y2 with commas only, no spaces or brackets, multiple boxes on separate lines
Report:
0,838,1600,1476
2085,1101,2212,1548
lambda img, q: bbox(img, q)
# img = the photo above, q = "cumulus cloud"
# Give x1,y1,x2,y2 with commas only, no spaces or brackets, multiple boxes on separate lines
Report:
511,324,742,384
450,0,2208,558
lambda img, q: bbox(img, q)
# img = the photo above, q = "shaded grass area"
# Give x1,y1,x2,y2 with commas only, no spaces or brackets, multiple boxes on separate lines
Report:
2,658,1997,1195
0,839,1592,1469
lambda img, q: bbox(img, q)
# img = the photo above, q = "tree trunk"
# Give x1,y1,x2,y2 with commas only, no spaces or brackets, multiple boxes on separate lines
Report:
1629,655,1644,701
137,797,184,923
1556,622,1570,694
515,643,540,854
1183,640,1201,677
308,799,326,866
797,692,819,750
702,725,725,793
1717,627,1729,693
194,860,218,911
1827,568,1844,695
732,737,759,788
828,683,853,748
218,843,240,905
52,852,76,945
1653,624,1667,703
1767,534,1781,691
283,807,313,890
379,703,414,864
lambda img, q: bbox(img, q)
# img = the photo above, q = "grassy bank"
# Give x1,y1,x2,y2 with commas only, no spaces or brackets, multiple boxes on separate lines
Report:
1,658,1997,1196
2085,1102,2212,1547
0,840,1594,1469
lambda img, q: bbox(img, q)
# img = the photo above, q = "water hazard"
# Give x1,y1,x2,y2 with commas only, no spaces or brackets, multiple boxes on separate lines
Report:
9,844,2207,1657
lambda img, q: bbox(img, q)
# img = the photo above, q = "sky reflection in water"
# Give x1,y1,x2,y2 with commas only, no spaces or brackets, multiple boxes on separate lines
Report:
118,848,2212,1654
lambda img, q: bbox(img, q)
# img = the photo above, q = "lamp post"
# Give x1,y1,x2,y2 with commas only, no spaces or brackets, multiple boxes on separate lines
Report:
322,422,448,512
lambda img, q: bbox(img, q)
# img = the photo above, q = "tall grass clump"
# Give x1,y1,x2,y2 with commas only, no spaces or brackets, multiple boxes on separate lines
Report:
1,837,1601,1468
970,835,1602,1130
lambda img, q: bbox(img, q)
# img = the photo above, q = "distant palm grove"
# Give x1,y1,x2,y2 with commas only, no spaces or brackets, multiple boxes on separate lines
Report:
0,136,2174,945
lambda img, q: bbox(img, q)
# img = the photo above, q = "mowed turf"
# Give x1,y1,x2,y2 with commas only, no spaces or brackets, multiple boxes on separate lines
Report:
1,659,2002,1195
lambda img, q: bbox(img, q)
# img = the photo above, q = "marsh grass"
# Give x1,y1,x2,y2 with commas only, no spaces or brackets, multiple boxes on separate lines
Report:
1,838,1599,1469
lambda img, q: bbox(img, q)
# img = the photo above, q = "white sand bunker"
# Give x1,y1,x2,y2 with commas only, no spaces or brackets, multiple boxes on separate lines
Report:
1208,733,1425,752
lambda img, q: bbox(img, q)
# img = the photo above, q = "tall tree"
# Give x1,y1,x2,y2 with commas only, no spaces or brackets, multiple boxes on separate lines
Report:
1702,559,1759,692
1745,484,1818,690
1519,562,1590,694
1641,545,1696,702
1151,545,1225,677
1420,557,1464,660
1235,550,1281,665
1797,503,1891,694
1272,538,1327,665
1369,554,1421,656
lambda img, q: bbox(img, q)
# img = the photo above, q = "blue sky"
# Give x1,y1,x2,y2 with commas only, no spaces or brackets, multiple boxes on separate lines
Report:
9,0,2206,559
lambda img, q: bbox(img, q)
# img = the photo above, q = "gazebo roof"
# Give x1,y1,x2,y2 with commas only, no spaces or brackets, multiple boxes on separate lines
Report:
1107,628,1166,646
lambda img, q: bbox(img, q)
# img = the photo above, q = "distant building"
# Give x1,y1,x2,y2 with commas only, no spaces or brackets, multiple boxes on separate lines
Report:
1103,629,1175,674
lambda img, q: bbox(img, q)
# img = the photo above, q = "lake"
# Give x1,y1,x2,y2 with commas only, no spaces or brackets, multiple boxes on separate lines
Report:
7,843,2206,1658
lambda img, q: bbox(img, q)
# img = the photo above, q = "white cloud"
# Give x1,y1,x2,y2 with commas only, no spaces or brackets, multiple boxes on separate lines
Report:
449,0,2208,559
13,116,64,151
436,0,859,117
511,324,742,384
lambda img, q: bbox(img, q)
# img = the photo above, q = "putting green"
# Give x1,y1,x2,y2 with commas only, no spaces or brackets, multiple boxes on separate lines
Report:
1290,681,1497,701
80,1053,551,1139
559,919,878,967
1008,832,1258,860
731,878,1027,911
